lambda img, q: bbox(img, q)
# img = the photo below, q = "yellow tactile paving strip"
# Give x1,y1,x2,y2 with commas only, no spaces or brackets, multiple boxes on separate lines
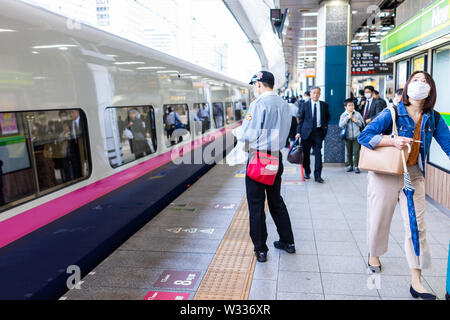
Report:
194,196,258,300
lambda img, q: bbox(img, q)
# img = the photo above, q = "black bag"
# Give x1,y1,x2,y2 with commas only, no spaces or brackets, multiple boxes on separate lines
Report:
339,126,347,140
287,138,303,164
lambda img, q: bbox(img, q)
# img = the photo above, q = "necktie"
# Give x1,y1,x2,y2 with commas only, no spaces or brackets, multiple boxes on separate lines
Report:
364,100,371,121
313,103,317,129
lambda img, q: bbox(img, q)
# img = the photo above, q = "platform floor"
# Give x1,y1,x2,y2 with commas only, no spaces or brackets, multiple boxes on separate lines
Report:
62,150,450,300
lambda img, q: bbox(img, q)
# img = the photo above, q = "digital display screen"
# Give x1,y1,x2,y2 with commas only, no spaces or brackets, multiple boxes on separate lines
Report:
351,45,394,76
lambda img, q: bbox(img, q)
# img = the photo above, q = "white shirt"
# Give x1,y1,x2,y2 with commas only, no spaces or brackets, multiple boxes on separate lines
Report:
311,100,321,128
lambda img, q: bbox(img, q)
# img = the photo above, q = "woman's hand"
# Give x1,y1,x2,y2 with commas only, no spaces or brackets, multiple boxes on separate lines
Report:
392,136,413,150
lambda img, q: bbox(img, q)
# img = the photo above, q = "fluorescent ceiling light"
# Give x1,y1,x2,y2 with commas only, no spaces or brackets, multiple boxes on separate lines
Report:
302,12,318,16
157,70,179,73
352,10,358,14
114,61,145,65
0,29,16,32
32,44,77,49
298,37,317,41
301,27,317,31
136,66,165,70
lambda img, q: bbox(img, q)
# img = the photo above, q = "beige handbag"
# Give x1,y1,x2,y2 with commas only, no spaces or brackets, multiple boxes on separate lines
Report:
359,106,411,175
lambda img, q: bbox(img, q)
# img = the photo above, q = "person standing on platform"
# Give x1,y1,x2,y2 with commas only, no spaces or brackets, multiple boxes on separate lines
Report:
374,90,388,111
295,87,331,183
361,86,384,125
239,71,296,263
392,88,404,107
339,99,364,174
357,89,366,114
358,71,450,300
286,97,299,148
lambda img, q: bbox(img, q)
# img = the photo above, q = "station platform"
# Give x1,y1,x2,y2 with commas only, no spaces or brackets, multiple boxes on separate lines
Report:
61,151,450,300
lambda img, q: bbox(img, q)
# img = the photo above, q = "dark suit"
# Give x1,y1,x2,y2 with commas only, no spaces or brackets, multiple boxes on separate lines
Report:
296,100,331,180
361,98,383,123
376,98,387,111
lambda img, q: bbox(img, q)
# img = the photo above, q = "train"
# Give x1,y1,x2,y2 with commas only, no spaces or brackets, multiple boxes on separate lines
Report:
0,0,250,299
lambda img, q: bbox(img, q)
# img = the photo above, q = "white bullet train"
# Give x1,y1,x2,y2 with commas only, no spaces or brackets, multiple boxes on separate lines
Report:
0,0,250,299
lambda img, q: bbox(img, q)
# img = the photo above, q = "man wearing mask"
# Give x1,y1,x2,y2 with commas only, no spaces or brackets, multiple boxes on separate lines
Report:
295,87,331,183
361,86,383,125
239,71,296,263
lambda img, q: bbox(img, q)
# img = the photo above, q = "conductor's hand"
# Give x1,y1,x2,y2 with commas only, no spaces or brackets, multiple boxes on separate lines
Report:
295,133,301,139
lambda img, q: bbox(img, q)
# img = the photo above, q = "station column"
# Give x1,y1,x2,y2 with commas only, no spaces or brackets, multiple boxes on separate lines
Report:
316,0,352,163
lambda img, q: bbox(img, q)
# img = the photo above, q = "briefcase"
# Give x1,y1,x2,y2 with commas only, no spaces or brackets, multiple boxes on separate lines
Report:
287,138,303,164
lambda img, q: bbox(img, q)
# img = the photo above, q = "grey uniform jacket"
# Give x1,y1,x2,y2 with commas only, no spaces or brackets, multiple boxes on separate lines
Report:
238,91,291,152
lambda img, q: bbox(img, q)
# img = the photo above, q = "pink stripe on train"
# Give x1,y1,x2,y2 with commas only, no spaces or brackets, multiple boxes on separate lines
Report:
0,123,241,249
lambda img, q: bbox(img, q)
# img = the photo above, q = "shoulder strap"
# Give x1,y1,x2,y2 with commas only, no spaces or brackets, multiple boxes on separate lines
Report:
433,110,441,128
386,106,398,136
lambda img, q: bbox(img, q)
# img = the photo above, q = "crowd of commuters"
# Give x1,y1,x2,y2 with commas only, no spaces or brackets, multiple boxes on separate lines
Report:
242,70,449,300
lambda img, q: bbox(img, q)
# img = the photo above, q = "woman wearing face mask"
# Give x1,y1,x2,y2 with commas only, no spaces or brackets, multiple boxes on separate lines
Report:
359,71,450,300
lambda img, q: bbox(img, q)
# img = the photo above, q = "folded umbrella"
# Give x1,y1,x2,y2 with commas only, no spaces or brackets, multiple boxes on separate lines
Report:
401,145,420,257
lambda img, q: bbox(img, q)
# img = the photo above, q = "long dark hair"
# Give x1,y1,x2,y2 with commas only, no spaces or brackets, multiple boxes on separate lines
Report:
401,71,437,113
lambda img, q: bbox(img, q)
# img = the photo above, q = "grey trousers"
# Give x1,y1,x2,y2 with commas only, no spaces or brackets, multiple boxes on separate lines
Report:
366,164,431,270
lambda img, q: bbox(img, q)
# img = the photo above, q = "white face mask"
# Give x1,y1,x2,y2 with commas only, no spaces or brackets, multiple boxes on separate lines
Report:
253,87,260,98
407,81,430,101
365,93,372,100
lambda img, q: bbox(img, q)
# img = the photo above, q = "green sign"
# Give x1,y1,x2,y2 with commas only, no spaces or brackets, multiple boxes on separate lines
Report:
381,0,450,60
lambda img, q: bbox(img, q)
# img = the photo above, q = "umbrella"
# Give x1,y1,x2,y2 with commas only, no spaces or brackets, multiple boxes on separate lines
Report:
401,146,420,257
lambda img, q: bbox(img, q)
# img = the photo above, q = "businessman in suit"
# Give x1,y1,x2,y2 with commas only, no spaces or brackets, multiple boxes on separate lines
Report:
295,87,331,183
361,86,384,125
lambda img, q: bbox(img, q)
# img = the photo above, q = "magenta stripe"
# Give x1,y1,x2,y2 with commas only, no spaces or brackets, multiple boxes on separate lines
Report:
0,123,241,248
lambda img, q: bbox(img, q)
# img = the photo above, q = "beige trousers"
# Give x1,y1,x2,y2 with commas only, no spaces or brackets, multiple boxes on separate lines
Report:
367,164,431,270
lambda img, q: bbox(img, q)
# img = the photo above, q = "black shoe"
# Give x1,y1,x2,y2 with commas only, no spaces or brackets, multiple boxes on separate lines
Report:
304,174,311,180
410,286,436,300
274,241,296,254
367,254,381,273
255,251,267,263
346,166,353,172
354,167,361,174
315,177,324,184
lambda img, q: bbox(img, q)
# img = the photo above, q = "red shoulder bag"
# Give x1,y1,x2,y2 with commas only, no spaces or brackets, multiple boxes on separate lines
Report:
246,151,279,186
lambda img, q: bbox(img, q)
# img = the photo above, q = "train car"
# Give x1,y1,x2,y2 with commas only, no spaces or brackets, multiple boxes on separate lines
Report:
0,0,250,299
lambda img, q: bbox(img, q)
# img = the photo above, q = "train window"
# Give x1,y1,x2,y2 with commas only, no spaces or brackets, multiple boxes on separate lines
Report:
212,102,225,129
193,103,211,135
163,104,190,147
225,102,235,125
105,106,157,168
0,109,90,212
234,101,244,121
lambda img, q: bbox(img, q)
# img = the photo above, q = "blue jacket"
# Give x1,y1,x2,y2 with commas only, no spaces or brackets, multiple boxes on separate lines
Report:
358,102,450,177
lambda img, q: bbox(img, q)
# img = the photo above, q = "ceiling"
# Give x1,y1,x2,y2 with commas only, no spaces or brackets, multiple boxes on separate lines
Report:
279,0,405,85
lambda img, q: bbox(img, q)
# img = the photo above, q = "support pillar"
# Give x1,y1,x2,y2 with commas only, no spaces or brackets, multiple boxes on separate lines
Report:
316,0,352,163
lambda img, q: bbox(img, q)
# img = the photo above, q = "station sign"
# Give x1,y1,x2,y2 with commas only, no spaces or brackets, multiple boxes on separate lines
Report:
381,0,450,61
351,44,393,76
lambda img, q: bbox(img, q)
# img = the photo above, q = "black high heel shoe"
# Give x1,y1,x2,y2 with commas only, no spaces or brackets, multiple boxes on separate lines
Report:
410,286,436,300
367,254,381,273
